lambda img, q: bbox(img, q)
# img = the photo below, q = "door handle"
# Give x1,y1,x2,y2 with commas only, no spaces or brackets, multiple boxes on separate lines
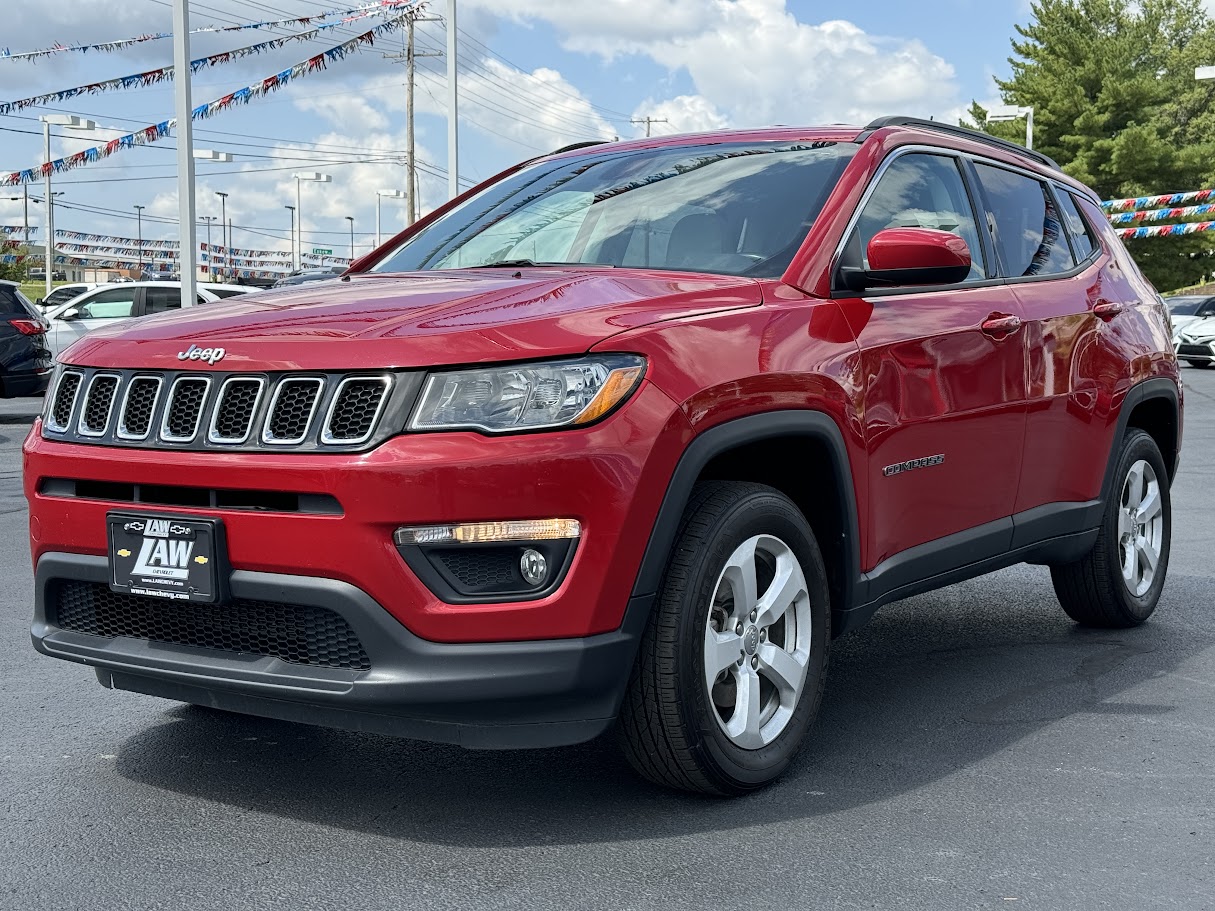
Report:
981,313,1022,338
1093,300,1125,320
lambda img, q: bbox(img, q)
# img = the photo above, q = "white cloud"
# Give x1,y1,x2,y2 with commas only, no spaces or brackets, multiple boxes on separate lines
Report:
476,0,962,126
631,94,729,136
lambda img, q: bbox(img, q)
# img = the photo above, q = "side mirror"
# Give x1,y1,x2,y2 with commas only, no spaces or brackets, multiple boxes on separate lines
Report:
60,307,80,321
35,298,43,306
841,228,972,291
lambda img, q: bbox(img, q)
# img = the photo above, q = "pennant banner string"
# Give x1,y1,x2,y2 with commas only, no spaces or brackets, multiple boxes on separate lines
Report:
1107,203,1215,225
0,1,425,116
0,14,411,187
0,0,418,62
1102,188,1215,212
1116,220,1215,239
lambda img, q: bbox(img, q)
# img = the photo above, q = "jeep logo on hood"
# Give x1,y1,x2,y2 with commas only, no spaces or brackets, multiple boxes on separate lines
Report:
177,344,226,365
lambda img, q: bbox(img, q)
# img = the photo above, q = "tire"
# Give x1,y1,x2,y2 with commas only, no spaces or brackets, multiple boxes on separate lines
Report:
1051,429,1171,627
618,481,831,795
1184,359,1212,369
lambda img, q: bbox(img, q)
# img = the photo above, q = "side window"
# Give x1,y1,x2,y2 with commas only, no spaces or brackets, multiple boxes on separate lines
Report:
76,288,136,319
1199,299,1215,317
1054,190,1097,262
144,287,183,314
853,153,986,282
973,163,1074,277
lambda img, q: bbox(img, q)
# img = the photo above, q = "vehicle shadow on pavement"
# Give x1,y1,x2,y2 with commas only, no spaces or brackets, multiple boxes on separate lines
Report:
113,565,1209,846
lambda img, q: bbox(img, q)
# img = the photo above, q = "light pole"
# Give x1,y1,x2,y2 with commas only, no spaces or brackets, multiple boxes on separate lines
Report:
214,191,228,280
39,114,95,297
376,190,406,247
284,206,296,272
293,172,332,269
200,215,216,281
447,0,459,201
134,205,145,277
986,105,1034,150
345,216,355,262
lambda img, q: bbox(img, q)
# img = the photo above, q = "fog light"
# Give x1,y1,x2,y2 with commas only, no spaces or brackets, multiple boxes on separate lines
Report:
519,548,548,586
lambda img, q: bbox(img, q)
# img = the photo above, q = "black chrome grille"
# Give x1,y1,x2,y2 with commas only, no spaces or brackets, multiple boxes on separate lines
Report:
80,375,119,434
50,371,83,430
266,379,322,443
210,379,263,443
324,378,389,443
118,377,161,439
41,368,405,452
163,378,210,441
54,580,371,671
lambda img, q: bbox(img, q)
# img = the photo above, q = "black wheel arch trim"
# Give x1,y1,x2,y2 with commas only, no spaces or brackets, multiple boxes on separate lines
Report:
627,409,862,611
1100,377,1181,500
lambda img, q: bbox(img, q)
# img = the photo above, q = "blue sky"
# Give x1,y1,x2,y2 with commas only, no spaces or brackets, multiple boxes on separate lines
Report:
0,0,1036,261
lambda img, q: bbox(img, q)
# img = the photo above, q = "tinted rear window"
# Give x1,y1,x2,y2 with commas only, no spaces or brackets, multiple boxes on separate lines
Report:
0,285,39,317
974,163,1074,277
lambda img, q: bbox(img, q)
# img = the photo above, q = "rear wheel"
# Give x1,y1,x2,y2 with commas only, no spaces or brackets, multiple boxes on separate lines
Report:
1051,429,1171,627
619,481,831,795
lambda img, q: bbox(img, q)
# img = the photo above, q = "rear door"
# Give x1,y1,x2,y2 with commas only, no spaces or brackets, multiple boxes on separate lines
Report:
832,149,1029,573
969,162,1116,518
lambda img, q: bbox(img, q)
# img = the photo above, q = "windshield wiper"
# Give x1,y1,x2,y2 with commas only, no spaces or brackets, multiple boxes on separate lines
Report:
474,259,614,269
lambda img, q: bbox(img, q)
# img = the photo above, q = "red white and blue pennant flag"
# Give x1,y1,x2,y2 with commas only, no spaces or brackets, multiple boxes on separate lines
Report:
1102,189,1215,212
0,1,424,115
1,225,37,234
0,0,418,61
0,15,410,187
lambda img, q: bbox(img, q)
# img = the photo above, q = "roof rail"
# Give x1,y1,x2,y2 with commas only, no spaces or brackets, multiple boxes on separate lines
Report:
860,116,1060,170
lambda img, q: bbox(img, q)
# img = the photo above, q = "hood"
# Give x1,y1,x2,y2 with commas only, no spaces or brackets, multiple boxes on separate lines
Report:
62,268,762,371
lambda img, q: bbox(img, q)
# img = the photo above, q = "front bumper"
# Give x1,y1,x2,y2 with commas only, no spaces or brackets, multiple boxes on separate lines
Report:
24,379,689,643
32,553,651,748
1176,340,1215,363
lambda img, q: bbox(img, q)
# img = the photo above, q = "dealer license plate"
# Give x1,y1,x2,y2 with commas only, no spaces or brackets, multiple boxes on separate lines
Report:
107,512,228,603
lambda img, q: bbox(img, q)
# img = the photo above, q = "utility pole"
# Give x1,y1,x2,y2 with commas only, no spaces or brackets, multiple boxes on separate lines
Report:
22,185,29,255
385,13,441,224
631,117,669,138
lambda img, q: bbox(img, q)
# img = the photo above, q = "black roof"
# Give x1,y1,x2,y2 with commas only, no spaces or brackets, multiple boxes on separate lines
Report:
861,116,1060,170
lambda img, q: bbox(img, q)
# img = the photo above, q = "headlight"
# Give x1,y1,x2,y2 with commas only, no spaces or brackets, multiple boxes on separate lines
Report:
409,355,645,433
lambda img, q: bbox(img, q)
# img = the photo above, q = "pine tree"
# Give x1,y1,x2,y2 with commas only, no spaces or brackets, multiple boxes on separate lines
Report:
968,0,1215,289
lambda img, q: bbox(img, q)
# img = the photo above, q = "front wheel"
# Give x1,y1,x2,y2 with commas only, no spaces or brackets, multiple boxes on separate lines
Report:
1051,429,1171,627
618,481,831,795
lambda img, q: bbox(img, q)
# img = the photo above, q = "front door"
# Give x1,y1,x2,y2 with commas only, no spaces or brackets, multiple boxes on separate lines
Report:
833,150,1028,573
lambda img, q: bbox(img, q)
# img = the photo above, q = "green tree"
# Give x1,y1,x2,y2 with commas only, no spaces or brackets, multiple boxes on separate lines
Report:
968,0,1215,290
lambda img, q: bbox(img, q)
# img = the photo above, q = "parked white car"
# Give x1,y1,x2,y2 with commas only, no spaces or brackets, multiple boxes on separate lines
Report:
44,281,254,358
34,283,98,312
1165,294,1215,341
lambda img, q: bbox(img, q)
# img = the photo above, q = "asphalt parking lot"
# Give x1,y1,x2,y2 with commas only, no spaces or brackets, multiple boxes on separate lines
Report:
2,377,1213,911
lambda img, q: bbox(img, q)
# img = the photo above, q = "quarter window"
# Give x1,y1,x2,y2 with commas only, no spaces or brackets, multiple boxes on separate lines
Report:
1054,190,1097,262
852,153,986,282
143,287,183,314
974,163,1073,277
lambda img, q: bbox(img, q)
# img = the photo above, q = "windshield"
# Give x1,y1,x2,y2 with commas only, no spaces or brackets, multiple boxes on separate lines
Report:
372,141,856,279
1165,296,1207,315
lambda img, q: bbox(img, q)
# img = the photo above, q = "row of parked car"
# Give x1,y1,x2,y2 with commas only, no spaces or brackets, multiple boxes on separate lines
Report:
1,267,346,398
1165,293,1215,367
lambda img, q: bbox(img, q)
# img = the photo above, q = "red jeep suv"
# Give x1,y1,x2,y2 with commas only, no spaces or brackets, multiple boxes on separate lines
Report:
26,117,1181,795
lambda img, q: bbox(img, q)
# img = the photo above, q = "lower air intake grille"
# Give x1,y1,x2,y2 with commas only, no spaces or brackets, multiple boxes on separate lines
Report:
53,581,371,671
